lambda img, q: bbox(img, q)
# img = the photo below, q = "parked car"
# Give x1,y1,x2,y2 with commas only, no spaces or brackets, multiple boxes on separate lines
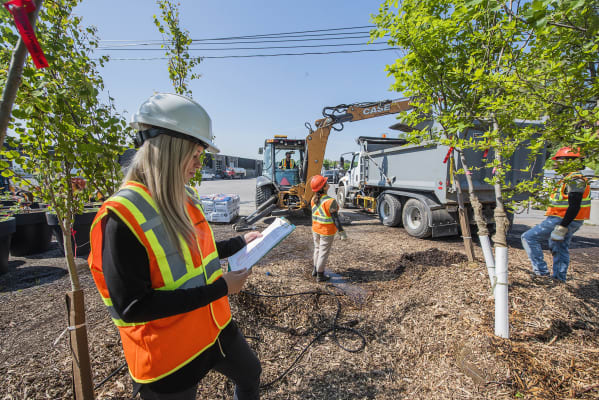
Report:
224,167,246,179
201,170,215,180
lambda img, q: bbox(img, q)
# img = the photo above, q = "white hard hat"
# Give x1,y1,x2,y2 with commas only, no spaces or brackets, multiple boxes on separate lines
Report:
130,93,220,153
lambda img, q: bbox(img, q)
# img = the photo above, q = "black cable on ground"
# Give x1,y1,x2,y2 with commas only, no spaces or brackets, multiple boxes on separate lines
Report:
240,286,367,389
93,362,127,391
93,287,366,391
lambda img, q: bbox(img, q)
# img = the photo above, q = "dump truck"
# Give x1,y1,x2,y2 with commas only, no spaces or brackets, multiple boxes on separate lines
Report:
336,119,546,238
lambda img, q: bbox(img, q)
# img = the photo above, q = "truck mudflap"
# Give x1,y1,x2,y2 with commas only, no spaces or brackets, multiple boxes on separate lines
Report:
430,208,458,238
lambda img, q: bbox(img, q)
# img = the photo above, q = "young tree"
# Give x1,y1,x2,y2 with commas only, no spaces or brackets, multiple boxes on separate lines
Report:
1,1,131,397
372,0,566,339
153,0,202,97
153,0,210,186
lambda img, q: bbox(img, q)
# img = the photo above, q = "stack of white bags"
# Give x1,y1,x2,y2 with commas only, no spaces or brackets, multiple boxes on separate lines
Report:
199,193,241,223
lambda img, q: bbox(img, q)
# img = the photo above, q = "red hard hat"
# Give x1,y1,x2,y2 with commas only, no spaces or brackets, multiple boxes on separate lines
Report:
310,175,327,192
552,147,581,160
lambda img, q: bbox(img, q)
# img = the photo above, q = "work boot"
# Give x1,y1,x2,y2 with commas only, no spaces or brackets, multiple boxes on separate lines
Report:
312,266,317,277
316,272,330,282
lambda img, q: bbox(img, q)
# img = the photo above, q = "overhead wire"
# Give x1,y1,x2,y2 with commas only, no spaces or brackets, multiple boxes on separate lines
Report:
97,25,377,43
103,48,397,61
94,25,392,61
99,42,388,52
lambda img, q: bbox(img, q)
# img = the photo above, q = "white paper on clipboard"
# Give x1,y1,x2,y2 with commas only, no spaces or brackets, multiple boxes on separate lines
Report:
228,217,295,271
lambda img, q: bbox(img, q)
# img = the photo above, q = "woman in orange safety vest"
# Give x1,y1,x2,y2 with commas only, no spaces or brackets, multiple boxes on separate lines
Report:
310,174,348,282
88,93,262,399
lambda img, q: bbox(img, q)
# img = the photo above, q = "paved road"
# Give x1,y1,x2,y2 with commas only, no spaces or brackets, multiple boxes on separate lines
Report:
194,177,337,217
195,177,599,243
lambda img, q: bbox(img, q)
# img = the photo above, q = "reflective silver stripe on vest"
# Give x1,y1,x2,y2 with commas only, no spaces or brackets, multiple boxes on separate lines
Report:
117,188,188,281
107,304,122,320
178,257,220,289
312,196,333,224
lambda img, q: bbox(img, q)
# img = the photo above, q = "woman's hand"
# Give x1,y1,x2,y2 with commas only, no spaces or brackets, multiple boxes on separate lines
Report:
243,231,262,244
222,268,252,295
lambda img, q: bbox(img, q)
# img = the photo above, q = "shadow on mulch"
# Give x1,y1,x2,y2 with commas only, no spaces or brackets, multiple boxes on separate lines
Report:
392,248,469,276
0,265,67,293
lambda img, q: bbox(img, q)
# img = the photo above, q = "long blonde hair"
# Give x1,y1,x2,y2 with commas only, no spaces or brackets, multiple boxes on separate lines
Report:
123,130,198,255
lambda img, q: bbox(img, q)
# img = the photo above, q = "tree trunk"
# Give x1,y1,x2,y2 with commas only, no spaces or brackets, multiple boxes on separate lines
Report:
459,151,495,291
452,158,475,262
492,120,509,339
0,0,44,149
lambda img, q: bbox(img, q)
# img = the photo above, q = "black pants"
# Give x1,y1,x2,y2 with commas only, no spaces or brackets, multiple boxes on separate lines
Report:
139,328,261,400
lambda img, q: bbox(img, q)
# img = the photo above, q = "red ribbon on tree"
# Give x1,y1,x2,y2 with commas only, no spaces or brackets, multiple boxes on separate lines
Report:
4,0,48,69
442,147,454,164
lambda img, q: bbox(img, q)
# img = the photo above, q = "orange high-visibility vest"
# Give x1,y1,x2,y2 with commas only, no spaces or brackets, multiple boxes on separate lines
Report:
311,195,337,236
280,159,295,169
88,181,231,383
546,172,591,220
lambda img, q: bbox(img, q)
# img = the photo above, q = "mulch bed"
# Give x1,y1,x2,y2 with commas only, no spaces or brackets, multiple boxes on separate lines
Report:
0,212,598,399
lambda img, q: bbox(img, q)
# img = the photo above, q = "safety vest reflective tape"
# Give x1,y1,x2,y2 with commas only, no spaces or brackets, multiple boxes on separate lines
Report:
311,195,337,236
281,159,295,168
88,181,231,383
546,172,591,220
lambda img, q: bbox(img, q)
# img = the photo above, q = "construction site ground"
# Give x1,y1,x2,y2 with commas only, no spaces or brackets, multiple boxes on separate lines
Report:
1,178,598,399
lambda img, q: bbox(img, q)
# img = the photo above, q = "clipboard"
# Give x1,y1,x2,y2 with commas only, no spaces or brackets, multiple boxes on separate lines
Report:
228,217,295,271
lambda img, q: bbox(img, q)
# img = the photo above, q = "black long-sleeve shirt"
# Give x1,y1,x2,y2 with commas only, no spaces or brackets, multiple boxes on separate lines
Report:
101,211,246,393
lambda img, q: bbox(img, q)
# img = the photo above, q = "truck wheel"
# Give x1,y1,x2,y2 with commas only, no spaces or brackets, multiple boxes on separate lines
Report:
255,185,273,208
378,194,402,227
402,198,432,238
336,187,347,209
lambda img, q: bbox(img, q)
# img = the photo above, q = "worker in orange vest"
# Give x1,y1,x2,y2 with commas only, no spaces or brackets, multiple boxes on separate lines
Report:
521,147,591,283
310,174,347,282
279,151,296,169
88,93,262,399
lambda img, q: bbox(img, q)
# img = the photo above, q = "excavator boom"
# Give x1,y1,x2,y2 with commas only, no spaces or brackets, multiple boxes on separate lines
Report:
299,98,413,204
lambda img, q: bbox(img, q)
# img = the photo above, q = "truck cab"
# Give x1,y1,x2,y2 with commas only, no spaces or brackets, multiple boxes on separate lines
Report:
256,135,306,207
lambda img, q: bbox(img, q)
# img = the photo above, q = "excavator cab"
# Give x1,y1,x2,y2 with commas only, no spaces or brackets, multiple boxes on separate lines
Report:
256,135,305,207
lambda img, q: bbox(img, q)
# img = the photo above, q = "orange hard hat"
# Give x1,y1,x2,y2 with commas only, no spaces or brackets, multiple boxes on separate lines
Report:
310,175,327,192
552,147,581,160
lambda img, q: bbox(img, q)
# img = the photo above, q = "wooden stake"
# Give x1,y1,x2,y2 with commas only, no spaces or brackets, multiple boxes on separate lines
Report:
452,159,475,262
66,290,95,399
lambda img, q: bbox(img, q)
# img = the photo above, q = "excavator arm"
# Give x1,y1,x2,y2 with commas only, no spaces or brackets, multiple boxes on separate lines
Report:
298,98,413,204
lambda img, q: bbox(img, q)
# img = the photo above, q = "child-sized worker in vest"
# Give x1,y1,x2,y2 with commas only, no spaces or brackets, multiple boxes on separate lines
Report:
310,174,348,282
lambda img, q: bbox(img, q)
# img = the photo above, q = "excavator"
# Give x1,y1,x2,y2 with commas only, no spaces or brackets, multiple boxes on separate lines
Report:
233,98,413,231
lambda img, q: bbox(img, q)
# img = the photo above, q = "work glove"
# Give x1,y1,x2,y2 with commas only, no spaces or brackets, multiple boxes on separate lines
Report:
338,231,348,241
550,225,568,241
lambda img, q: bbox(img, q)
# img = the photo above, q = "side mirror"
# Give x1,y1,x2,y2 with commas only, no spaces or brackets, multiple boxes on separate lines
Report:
339,156,344,167
258,147,263,155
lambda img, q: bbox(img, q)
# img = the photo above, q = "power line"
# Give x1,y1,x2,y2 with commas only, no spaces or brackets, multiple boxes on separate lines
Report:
102,48,397,61
98,42,388,52
98,33,375,48
98,25,377,43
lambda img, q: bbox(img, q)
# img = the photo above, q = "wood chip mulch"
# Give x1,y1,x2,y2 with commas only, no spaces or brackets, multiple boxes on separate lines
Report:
1,212,598,399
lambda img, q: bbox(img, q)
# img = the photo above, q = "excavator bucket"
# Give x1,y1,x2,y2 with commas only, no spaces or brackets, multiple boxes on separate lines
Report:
232,195,278,232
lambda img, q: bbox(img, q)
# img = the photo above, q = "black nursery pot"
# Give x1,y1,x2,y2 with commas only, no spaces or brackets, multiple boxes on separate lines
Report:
10,210,53,257
46,210,98,258
0,217,16,274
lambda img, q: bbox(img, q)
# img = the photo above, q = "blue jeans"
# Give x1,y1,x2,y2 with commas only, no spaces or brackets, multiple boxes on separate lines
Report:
521,216,583,281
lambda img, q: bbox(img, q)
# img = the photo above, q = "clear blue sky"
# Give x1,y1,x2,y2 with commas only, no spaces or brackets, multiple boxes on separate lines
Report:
74,0,404,161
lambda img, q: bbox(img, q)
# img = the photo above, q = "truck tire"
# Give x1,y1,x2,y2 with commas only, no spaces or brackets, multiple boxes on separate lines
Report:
402,198,432,238
255,185,273,208
378,194,402,227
